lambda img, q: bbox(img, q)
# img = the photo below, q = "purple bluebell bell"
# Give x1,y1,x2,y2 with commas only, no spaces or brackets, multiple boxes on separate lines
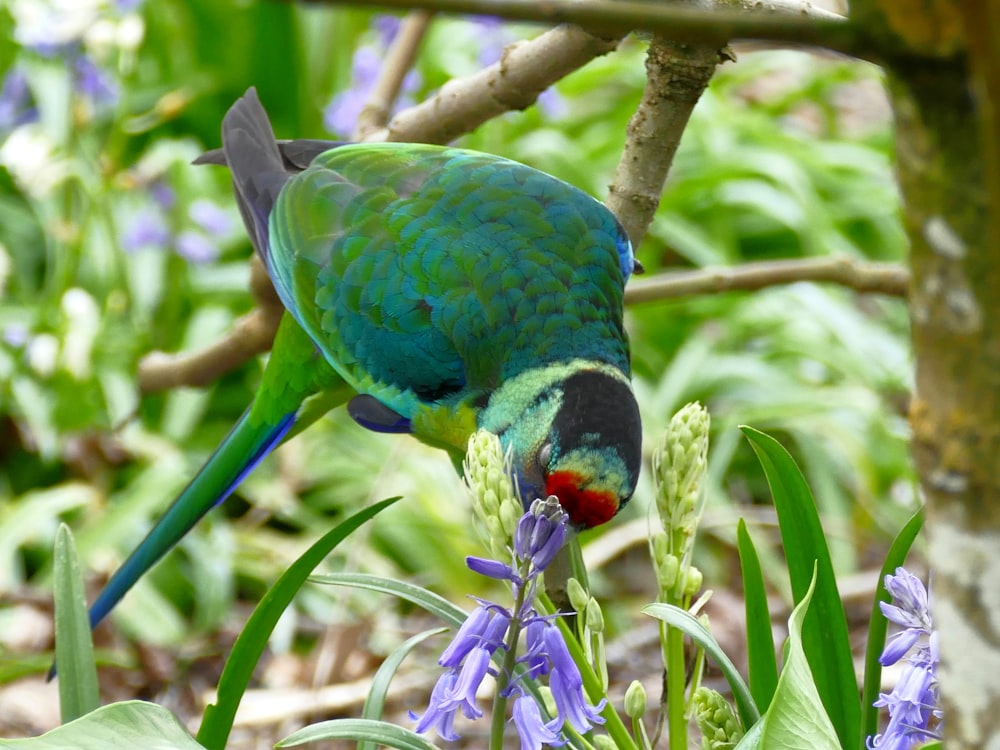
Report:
867,567,941,749
512,693,564,750
413,498,603,747
470,16,508,67
189,199,233,238
175,230,217,264
121,207,171,253
372,15,402,47
324,46,382,137
0,66,38,133
73,55,118,109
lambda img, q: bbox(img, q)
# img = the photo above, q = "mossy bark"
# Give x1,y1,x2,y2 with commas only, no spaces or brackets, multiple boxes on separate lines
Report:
855,1,1000,747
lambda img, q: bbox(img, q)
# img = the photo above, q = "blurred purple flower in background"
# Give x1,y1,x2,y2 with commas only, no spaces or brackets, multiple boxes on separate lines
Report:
121,184,230,264
121,207,171,253
323,16,421,138
189,199,233,237
73,55,118,109
0,66,38,133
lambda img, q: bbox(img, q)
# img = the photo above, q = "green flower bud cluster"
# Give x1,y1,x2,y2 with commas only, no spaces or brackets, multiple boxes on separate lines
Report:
651,402,709,601
463,429,523,560
692,687,743,749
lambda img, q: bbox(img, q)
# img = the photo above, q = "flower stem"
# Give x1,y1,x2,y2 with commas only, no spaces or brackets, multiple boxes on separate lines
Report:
666,623,688,749
490,579,529,750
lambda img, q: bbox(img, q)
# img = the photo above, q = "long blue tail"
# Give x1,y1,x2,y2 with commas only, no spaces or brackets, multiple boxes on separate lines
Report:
87,408,295,630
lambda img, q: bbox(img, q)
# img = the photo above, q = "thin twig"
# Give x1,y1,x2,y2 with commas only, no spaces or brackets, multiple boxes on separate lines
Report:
623,256,910,305
374,24,623,143
607,36,726,250
137,256,283,392
304,0,870,60
354,10,435,139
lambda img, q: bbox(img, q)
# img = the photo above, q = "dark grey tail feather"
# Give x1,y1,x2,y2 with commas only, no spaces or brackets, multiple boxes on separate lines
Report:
194,138,344,172
220,88,291,264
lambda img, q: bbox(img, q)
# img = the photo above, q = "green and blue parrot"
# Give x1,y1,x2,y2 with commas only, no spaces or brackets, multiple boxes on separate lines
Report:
87,87,642,630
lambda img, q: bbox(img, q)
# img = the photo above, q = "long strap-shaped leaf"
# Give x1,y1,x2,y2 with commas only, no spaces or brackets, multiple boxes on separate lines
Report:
737,519,778,713
741,427,858,750
197,497,400,750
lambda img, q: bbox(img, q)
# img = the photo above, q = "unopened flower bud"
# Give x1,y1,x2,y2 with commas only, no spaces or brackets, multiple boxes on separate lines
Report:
624,680,647,719
567,577,589,613
684,566,704,598
585,598,604,633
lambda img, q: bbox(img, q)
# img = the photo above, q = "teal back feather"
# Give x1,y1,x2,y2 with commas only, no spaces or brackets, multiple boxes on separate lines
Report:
270,144,632,417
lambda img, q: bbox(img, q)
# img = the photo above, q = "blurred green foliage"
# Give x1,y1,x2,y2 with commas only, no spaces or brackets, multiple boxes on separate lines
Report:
0,0,912,674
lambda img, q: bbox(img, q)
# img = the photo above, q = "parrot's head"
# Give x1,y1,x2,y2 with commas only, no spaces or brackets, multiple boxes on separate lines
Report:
482,362,642,529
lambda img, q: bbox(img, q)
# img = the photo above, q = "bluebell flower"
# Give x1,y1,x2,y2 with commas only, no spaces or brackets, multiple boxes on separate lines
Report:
189,199,233,238
324,46,381,137
372,15,402,47
512,693,564,750
175,230,217,264
867,567,941,749
323,28,422,138
413,498,603,747
0,66,38,133
121,207,171,253
73,54,118,109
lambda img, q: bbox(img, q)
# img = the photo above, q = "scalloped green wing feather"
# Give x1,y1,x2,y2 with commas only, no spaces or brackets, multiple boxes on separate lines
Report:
268,143,632,424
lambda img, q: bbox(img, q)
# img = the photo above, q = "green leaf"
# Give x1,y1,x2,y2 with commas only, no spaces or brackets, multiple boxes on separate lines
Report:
196,497,400,750
278,718,441,749
741,426,859,749
737,519,778,712
359,627,448,750
860,509,924,747
310,572,468,628
52,523,100,722
643,603,759,730
734,566,840,750
0,700,204,749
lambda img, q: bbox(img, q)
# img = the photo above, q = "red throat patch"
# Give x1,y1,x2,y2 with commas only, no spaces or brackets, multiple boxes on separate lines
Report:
544,471,618,529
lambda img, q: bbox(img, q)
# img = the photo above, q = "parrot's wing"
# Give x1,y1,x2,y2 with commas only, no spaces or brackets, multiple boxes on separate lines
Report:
268,143,635,419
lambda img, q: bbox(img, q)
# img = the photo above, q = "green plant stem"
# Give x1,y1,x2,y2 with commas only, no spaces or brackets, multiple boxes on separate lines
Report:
490,580,529,750
666,622,687,749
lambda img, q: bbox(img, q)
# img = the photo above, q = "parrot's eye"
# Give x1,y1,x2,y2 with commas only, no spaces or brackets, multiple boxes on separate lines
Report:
537,442,553,471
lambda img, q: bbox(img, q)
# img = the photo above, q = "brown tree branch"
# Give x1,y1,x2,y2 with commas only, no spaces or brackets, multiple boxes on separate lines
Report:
373,24,623,143
623,256,910,304
137,256,283,393
606,35,726,250
307,0,870,59
354,10,435,139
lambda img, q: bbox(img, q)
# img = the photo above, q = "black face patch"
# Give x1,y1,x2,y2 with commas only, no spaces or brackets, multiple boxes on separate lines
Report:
550,370,643,491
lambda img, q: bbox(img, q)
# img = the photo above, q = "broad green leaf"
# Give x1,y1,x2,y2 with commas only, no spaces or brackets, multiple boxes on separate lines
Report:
311,572,468,628
735,567,840,750
643,603,759,730
358,627,448,750
197,497,400,750
741,426,859,749
278,718,440,749
0,701,204,749
52,523,99,722
737,519,778,712
860,509,924,747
